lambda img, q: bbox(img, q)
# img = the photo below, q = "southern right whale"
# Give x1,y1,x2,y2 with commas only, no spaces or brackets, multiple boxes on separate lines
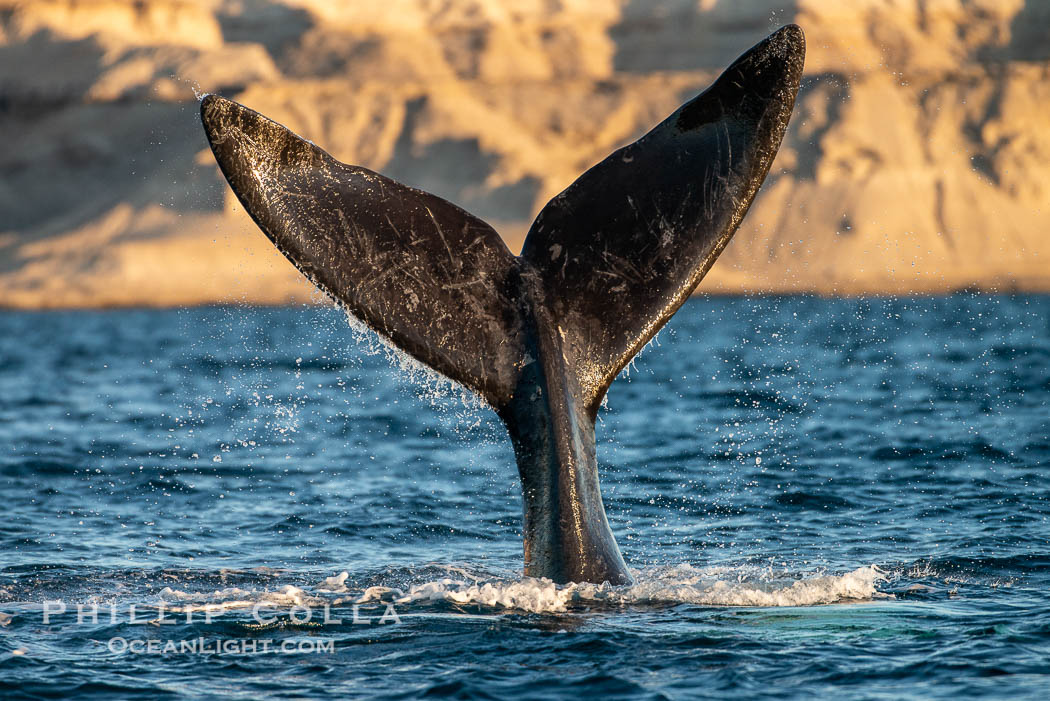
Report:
199,25,806,585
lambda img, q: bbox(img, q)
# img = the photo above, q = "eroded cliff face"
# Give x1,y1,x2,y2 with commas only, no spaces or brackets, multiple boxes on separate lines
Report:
1,0,1048,307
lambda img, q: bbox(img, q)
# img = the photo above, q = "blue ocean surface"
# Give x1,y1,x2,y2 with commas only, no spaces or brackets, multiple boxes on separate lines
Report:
1,294,1048,699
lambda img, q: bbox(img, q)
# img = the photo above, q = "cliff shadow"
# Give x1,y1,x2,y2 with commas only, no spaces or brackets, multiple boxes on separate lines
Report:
383,97,541,225
214,0,315,67
1005,0,1050,61
609,0,800,73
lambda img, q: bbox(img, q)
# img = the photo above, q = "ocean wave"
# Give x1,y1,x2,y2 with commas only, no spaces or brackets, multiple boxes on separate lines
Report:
8,564,889,617
383,565,889,613
293,564,889,613
156,584,321,613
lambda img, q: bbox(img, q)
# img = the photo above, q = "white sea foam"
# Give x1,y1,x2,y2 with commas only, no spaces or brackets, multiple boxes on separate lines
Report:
118,565,887,617
316,571,350,593
157,584,320,613
391,564,889,613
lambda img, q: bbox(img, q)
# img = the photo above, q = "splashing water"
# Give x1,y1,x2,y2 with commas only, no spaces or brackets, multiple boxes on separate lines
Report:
380,565,888,613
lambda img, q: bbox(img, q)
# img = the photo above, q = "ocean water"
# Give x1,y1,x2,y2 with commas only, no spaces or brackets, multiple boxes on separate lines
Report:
1,294,1048,699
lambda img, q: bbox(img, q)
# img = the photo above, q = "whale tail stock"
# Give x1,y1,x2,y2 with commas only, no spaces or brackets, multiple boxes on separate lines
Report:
200,26,805,585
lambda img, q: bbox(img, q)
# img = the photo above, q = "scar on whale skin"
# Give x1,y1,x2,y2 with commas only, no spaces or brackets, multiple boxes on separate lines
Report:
200,25,806,585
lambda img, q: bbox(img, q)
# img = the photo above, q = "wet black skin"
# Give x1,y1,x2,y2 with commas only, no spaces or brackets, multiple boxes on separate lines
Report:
200,26,805,585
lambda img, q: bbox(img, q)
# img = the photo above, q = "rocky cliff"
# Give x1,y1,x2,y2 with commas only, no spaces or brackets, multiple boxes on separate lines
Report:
2,0,1048,307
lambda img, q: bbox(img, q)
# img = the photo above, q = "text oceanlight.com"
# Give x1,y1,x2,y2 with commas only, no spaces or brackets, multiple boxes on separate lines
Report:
108,638,336,655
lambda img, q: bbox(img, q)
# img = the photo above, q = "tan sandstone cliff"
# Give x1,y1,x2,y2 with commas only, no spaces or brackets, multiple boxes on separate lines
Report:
1,0,1048,307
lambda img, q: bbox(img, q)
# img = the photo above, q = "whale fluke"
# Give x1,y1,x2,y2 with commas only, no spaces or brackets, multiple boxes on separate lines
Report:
199,96,527,408
201,25,805,585
523,24,805,416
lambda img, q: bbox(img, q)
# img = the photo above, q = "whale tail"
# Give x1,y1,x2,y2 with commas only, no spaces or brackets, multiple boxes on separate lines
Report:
201,25,805,584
